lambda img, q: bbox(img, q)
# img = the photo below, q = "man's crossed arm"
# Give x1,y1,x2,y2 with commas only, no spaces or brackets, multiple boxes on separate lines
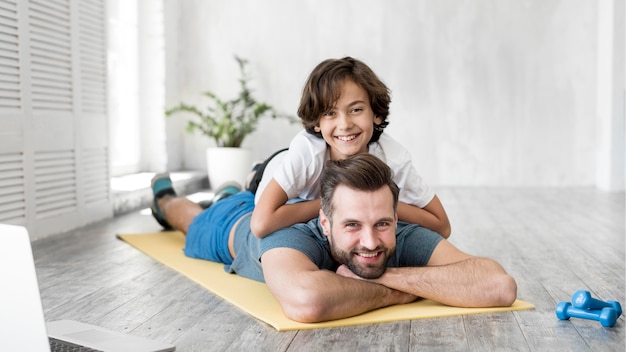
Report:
261,240,517,323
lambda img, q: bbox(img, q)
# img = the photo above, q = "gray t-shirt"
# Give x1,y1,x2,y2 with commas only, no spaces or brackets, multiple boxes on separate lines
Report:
227,216,444,283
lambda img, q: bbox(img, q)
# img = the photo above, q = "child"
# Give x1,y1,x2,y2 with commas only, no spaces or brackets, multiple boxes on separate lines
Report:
250,57,450,238
151,57,450,269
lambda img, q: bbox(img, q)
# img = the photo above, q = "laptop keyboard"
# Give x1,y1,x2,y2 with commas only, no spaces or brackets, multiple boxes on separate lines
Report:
49,337,103,352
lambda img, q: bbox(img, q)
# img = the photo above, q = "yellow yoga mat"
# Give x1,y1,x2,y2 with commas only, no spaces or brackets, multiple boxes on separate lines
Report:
117,231,534,331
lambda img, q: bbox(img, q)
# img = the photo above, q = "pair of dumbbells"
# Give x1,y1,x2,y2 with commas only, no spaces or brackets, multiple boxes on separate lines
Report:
556,290,622,327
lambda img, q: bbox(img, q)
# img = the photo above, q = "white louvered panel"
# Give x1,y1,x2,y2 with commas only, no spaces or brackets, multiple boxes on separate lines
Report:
80,76,104,91
81,83,106,112
28,0,72,112
78,17,103,40
0,13,18,34
82,147,108,205
0,39,19,53
28,85,72,106
78,0,106,114
0,0,18,12
0,0,18,30
30,41,69,62
0,0,113,239
0,56,19,68
30,19,70,41
83,183,107,205
78,0,101,14
30,0,67,11
80,37,104,54
28,0,70,24
0,152,25,224
0,0,20,110
33,150,77,219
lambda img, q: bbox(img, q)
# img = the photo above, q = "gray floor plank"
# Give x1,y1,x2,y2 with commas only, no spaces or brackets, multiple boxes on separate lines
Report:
171,302,267,351
288,322,411,352
463,312,530,352
223,324,296,352
410,316,469,351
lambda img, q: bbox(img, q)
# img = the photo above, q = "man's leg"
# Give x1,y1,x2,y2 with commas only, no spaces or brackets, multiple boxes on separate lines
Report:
151,173,203,234
158,195,203,234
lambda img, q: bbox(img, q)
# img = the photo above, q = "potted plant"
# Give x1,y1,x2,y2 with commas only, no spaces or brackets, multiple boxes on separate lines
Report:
166,56,294,188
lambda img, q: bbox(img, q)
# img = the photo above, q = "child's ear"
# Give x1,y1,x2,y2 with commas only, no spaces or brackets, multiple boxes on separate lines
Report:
314,125,321,132
374,116,383,125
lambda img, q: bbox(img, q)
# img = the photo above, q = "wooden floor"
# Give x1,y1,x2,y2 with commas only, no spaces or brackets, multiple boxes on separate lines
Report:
33,187,625,351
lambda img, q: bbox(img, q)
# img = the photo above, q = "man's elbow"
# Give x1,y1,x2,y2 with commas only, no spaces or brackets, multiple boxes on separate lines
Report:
282,305,325,324
476,258,517,307
492,273,517,307
278,290,329,323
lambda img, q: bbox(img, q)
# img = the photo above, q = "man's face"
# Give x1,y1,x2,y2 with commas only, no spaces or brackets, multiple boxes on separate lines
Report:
320,184,397,279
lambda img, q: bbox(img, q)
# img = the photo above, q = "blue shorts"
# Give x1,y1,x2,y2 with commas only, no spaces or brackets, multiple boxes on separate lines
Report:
184,191,255,264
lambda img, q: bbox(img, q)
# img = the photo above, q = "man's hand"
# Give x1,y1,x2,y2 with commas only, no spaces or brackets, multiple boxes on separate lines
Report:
347,240,518,308
335,264,418,305
335,264,360,279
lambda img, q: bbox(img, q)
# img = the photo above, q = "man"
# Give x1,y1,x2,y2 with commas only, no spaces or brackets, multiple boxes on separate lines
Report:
259,154,517,323
152,154,516,323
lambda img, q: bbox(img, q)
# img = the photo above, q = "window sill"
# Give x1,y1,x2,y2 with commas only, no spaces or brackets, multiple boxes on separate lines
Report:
111,171,209,215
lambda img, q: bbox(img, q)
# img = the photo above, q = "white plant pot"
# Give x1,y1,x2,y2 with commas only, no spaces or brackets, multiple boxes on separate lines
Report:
206,147,252,189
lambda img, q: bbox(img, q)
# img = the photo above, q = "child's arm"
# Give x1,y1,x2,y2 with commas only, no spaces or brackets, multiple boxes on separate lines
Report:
397,195,451,238
250,179,321,238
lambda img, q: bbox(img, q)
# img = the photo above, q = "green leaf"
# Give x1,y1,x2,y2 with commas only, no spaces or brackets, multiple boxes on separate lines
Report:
165,56,296,148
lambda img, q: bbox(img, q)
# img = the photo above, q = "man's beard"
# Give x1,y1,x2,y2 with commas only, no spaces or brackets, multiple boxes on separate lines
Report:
328,233,394,279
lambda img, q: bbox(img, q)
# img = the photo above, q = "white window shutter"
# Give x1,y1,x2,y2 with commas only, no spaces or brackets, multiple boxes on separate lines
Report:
75,0,110,227
0,0,111,240
0,1,21,110
0,154,26,224
0,0,26,226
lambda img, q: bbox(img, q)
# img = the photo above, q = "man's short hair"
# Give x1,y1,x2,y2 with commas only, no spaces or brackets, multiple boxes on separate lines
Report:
320,154,399,219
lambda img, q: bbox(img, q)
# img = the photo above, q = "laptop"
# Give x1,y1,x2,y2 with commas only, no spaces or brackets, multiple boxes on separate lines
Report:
0,224,175,352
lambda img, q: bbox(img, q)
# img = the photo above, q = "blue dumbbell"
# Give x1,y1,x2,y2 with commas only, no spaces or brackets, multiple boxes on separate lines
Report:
556,301,618,327
571,290,622,316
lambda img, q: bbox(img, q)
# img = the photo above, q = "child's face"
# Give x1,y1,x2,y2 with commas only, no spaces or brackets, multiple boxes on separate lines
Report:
314,80,382,160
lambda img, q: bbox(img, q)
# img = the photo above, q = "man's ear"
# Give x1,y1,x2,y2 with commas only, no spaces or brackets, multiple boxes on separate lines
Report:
319,209,330,237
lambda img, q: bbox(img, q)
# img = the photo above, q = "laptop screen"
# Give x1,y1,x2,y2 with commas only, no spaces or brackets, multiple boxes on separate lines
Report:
0,224,51,351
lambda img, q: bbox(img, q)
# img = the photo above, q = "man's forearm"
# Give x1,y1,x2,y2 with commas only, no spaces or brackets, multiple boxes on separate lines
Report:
372,257,517,308
279,270,415,323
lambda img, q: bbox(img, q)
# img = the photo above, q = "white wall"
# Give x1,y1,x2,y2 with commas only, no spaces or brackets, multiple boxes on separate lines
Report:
596,0,625,191
164,0,624,188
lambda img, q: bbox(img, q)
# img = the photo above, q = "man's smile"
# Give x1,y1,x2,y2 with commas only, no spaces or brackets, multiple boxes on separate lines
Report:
354,251,384,263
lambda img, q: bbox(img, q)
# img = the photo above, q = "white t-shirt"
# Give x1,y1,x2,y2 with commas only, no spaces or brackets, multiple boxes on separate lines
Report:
254,130,435,208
